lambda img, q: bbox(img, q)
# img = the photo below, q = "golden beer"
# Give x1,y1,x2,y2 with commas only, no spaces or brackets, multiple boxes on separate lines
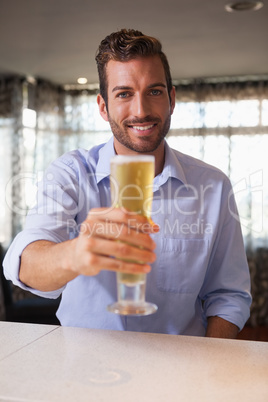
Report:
110,156,154,287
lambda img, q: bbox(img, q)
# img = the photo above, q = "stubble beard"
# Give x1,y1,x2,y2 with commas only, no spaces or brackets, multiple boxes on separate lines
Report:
108,114,172,153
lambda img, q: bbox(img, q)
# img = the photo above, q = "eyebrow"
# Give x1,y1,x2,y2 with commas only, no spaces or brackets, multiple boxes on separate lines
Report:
112,82,167,93
148,82,167,89
112,86,132,93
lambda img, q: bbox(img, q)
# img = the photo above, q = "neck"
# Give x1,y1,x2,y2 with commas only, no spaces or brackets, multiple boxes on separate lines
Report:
152,142,165,176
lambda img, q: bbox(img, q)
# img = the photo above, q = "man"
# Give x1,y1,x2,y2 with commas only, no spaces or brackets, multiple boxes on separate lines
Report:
3,29,251,337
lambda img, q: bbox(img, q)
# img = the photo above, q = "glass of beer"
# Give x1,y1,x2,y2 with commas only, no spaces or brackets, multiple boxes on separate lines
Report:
107,155,158,316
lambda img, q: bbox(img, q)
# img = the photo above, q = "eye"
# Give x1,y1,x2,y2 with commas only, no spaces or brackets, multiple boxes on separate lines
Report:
150,89,162,96
117,91,131,98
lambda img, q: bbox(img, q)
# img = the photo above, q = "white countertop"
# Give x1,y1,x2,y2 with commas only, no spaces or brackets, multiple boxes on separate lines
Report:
0,321,268,402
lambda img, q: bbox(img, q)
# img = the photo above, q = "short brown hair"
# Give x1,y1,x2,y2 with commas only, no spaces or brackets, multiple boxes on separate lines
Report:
95,28,173,105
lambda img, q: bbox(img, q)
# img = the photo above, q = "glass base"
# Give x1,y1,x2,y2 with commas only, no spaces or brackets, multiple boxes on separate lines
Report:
107,301,158,316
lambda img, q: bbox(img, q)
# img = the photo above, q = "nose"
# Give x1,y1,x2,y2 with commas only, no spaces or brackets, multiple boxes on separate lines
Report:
132,94,151,118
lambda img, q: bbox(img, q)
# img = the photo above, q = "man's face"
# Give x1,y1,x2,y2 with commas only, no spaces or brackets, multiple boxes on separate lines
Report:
97,55,175,155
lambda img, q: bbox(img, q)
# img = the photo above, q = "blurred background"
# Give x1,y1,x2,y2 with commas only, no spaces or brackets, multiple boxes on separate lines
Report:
0,0,267,339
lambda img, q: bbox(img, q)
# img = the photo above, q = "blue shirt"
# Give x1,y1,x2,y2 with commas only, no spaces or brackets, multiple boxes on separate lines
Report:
3,138,251,336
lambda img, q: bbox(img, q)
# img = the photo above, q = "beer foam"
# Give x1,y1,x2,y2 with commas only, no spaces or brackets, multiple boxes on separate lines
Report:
111,155,155,164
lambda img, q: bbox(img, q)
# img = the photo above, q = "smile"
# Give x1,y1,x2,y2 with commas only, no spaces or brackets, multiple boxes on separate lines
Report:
130,124,155,131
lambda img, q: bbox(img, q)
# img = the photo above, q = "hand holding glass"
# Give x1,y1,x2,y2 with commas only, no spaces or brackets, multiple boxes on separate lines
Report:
107,155,158,315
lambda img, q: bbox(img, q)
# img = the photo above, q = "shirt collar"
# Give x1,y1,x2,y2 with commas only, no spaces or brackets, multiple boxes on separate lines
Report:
95,137,188,187
154,140,188,189
96,137,115,184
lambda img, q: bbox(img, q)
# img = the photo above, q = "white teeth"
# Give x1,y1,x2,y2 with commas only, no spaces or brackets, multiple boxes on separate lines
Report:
132,124,154,131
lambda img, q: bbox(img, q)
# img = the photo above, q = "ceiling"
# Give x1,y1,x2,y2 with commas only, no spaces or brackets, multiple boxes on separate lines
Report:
0,0,267,87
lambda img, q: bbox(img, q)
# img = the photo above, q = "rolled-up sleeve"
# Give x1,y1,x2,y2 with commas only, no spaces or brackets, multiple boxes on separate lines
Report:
3,229,66,299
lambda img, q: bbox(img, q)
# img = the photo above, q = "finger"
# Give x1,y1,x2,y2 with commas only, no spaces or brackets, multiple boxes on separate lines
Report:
88,222,156,250
88,208,158,233
80,252,152,276
86,236,156,264
82,219,156,251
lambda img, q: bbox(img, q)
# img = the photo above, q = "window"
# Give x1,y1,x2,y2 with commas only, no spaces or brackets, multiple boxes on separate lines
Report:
1,78,267,250
168,95,268,249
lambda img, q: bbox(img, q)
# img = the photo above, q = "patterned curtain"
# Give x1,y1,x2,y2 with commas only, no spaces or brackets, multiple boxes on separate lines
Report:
0,77,24,246
0,76,267,326
169,79,268,253
168,79,268,326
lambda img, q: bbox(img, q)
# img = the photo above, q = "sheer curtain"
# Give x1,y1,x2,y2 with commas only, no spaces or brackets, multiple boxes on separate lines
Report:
14,81,112,242
168,80,268,326
1,77,267,251
31,83,112,173
1,76,267,325
0,77,24,247
168,80,268,253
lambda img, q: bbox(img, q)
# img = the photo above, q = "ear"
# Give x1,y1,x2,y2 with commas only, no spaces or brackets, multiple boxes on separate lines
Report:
170,86,176,115
97,94,109,122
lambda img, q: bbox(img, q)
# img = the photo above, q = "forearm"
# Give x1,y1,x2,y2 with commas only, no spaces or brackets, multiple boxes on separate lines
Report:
19,240,78,292
205,316,239,339
19,209,157,293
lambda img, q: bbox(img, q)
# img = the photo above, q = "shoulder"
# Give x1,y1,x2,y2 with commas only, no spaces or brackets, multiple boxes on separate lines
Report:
171,146,230,184
48,143,106,175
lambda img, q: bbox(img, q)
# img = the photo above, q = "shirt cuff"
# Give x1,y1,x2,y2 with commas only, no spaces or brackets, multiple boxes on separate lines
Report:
204,295,251,331
3,230,66,299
